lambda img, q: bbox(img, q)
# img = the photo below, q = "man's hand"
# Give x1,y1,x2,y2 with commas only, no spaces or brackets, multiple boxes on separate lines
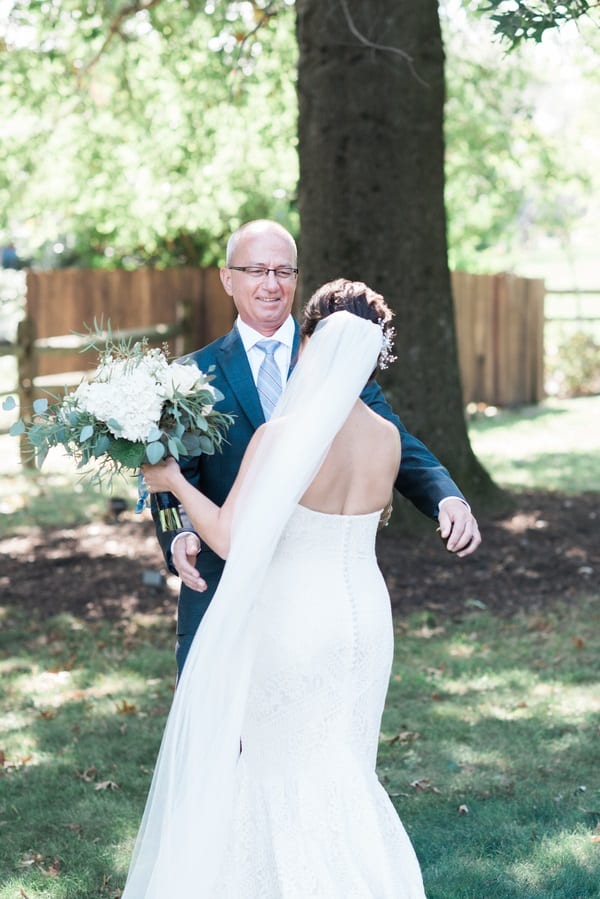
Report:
437,499,481,558
172,533,207,592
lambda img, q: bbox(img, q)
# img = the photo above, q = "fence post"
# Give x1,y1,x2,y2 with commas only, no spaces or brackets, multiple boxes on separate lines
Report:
17,316,37,469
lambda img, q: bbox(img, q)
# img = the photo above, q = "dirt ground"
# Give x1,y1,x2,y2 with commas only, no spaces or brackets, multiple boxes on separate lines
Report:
1,490,597,627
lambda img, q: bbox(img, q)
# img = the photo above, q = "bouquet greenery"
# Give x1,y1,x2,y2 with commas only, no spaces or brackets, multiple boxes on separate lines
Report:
3,334,233,530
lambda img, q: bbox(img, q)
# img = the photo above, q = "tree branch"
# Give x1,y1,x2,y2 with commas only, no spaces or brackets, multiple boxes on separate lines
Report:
337,0,428,86
81,0,165,74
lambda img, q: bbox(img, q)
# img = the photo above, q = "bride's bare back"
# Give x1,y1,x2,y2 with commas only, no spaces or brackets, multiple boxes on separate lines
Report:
300,400,401,516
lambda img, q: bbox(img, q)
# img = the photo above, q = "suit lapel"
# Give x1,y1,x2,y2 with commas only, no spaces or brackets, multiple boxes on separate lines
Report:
217,320,301,429
288,321,301,378
218,327,265,430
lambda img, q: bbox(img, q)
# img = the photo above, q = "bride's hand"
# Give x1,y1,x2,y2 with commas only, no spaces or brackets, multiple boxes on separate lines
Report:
141,457,182,493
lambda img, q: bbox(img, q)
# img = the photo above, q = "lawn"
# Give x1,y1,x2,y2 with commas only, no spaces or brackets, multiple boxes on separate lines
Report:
0,396,599,898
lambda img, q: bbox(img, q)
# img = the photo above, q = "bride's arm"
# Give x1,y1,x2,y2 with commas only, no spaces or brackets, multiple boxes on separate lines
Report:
141,425,267,560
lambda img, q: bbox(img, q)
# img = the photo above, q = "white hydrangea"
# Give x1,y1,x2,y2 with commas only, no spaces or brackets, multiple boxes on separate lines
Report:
73,366,165,442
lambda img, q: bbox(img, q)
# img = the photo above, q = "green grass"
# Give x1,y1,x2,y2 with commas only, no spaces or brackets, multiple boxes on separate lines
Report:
1,396,599,896
0,609,175,898
380,601,600,898
468,395,600,493
1,601,598,897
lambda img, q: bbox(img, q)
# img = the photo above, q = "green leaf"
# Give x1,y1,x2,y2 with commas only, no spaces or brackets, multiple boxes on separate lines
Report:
181,433,201,454
167,437,180,460
2,396,16,411
146,441,166,464
33,398,49,414
108,438,146,468
80,425,94,441
108,418,123,432
93,434,111,456
198,436,215,454
147,427,163,442
9,421,26,436
37,444,49,468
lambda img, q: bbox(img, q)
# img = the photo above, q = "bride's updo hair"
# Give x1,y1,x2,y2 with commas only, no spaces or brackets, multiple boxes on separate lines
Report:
300,278,396,372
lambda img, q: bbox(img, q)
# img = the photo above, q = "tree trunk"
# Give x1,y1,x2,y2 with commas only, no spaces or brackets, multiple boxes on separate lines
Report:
296,0,507,514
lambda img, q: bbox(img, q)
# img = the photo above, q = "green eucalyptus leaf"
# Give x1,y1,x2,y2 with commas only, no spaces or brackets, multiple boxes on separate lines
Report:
2,396,16,411
36,444,49,468
80,425,94,441
33,398,49,414
93,434,111,457
108,418,123,432
198,436,215,454
9,421,26,436
146,441,166,464
167,437,180,460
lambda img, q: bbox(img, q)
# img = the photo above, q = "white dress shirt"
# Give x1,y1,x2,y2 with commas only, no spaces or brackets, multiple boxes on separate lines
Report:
235,315,296,388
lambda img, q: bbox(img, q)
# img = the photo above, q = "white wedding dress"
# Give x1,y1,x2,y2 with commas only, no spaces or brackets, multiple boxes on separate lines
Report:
122,312,426,898
213,504,426,898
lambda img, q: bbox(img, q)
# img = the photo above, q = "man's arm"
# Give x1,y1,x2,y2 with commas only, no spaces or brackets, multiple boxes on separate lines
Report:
360,379,481,556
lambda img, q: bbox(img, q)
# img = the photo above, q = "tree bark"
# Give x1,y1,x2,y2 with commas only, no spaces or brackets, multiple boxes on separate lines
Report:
296,0,507,513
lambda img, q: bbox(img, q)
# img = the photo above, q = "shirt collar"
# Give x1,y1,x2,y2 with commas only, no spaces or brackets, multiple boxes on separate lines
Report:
236,315,295,352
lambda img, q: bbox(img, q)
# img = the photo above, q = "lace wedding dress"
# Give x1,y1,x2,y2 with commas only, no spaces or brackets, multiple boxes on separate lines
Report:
122,312,426,898
213,504,426,897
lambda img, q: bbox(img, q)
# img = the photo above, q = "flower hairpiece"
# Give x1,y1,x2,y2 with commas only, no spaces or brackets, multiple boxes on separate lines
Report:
378,321,397,370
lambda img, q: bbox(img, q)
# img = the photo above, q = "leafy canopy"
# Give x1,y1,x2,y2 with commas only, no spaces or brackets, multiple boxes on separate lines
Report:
479,0,600,47
0,0,596,272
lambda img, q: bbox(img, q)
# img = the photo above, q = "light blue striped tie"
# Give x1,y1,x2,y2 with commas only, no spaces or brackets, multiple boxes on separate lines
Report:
255,339,282,420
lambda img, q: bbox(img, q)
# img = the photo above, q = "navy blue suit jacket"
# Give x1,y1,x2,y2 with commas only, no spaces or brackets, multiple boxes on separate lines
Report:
152,321,464,641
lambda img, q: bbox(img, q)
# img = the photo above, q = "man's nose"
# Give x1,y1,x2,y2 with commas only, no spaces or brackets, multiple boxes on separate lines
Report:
264,270,279,287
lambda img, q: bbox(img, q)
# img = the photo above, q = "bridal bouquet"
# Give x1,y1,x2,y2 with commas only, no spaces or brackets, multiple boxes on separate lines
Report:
4,334,233,530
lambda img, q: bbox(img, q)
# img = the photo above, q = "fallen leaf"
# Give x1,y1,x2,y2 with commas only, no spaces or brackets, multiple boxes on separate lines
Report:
409,778,441,793
116,699,137,715
77,767,97,782
95,780,120,791
572,637,586,650
389,731,420,745
38,709,58,720
457,804,469,815
42,857,61,877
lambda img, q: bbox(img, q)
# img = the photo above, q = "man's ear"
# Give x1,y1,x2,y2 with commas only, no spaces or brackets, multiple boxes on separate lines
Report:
219,266,233,297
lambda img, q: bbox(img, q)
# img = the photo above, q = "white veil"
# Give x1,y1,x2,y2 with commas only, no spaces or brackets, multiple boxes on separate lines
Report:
121,311,383,897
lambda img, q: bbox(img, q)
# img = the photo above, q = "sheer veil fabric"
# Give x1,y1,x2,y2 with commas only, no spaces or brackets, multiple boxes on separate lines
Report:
121,312,384,897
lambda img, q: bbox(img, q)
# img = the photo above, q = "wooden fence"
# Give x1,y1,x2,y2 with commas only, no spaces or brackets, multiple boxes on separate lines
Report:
452,271,545,406
25,266,234,380
0,267,545,437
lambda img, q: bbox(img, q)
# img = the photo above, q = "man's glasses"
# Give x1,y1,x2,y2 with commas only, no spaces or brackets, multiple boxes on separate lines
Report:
228,265,298,281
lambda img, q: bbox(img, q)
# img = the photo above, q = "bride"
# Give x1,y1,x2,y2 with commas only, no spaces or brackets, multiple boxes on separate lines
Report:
123,280,427,898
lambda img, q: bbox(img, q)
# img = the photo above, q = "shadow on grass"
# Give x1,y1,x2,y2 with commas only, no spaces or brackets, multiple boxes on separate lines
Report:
2,600,600,898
